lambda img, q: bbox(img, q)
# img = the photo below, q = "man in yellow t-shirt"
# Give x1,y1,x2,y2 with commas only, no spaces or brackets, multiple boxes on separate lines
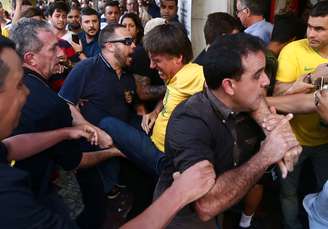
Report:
273,2,328,229
99,23,204,176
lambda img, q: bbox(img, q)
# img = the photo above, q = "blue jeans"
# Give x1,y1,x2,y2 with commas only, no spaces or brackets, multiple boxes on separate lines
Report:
99,116,166,177
280,143,328,229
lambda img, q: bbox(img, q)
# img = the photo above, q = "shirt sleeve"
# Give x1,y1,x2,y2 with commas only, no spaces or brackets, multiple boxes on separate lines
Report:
165,113,216,172
276,43,299,83
58,61,89,105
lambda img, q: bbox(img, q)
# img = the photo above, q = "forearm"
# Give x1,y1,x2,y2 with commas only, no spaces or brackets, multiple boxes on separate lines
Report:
3,129,72,161
251,98,271,130
266,93,315,114
78,147,122,168
195,153,268,221
134,74,166,101
121,184,186,229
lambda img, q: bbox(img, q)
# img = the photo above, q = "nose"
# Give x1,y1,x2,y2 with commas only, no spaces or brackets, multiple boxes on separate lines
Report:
150,59,156,69
56,46,64,58
261,72,270,87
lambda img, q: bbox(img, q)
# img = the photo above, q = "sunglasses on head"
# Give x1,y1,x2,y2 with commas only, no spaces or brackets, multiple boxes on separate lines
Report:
105,37,134,46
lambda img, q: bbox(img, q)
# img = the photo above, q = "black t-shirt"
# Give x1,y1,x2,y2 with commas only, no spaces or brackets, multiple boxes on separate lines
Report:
0,143,78,229
13,69,82,195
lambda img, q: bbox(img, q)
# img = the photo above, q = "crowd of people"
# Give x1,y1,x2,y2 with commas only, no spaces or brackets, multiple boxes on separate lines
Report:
1,0,328,228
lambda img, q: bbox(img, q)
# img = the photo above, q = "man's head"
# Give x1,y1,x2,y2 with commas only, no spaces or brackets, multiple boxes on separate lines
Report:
10,18,63,79
48,1,70,31
81,7,100,38
99,23,136,68
104,1,120,23
204,12,241,46
67,6,81,30
160,0,178,21
98,0,108,13
307,1,328,51
271,13,306,44
203,33,269,112
0,36,29,139
126,0,137,13
143,22,192,80
236,0,264,28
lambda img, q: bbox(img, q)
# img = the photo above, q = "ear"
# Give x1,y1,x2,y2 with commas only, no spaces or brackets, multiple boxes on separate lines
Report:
245,7,251,17
104,42,115,52
23,51,36,67
222,78,236,96
175,54,183,65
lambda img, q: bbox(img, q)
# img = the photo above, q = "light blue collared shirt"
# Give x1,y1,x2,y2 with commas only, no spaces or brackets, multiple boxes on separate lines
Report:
245,19,273,46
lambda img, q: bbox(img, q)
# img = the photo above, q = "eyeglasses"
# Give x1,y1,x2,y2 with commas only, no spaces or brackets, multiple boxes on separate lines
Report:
105,37,134,46
236,7,247,15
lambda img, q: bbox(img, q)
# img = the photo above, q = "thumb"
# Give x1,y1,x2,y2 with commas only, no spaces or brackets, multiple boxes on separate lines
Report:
272,114,293,132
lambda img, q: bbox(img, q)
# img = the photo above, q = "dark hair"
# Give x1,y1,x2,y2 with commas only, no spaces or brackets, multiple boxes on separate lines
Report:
105,0,120,8
120,13,144,44
81,7,99,17
204,12,241,45
21,7,44,18
310,1,328,17
271,13,306,43
203,33,265,90
48,1,70,16
238,0,264,16
160,0,178,6
0,36,16,89
99,23,125,48
143,22,193,64
70,5,81,12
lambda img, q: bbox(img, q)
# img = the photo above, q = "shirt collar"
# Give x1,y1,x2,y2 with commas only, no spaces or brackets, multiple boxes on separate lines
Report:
206,88,235,120
23,67,50,87
99,53,113,70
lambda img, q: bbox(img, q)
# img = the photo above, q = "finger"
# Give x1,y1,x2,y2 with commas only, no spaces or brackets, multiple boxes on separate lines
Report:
269,106,277,114
272,114,293,132
172,171,181,180
278,161,288,179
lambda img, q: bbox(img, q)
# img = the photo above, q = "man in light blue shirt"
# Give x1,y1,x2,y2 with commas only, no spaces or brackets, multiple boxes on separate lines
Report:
236,0,273,45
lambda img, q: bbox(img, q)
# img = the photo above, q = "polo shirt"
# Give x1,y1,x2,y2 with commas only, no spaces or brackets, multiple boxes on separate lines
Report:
154,89,264,229
12,68,82,195
78,31,100,57
59,53,138,126
0,143,79,229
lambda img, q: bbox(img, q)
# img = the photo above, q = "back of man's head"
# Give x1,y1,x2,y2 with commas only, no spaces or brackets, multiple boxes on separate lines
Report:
203,33,265,90
204,12,241,45
48,1,70,16
310,1,328,17
98,22,125,48
238,0,264,16
10,18,52,58
143,22,193,64
271,13,306,43
0,36,16,89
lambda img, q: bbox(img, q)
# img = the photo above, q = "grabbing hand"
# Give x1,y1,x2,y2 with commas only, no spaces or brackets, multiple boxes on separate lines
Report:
172,160,216,204
315,89,328,123
67,124,98,145
141,111,158,134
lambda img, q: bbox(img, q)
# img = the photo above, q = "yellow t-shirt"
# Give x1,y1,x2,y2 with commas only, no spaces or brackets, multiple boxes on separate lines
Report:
151,63,205,152
276,39,328,146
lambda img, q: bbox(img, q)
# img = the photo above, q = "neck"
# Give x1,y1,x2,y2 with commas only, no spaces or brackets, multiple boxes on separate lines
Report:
267,41,285,56
317,45,328,59
52,27,67,38
23,64,50,80
246,15,264,28
102,51,123,77
210,88,238,112
85,33,95,43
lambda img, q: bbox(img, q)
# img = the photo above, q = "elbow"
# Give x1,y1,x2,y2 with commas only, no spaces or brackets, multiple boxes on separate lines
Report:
194,200,215,222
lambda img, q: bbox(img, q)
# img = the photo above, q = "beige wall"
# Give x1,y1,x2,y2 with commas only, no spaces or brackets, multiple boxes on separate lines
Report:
191,0,233,58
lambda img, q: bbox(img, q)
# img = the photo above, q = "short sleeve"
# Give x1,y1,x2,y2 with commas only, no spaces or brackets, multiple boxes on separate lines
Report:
165,114,215,172
58,61,89,105
276,43,299,83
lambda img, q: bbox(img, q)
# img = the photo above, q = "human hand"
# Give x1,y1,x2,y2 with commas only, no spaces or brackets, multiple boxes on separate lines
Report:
171,160,216,204
260,114,299,166
141,111,158,134
66,124,98,145
96,127,113,148
316,89,328,123
71,39,83,53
